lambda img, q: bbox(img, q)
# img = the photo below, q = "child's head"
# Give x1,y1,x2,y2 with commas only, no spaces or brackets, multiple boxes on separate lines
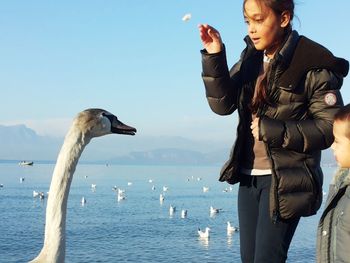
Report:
243,0,294,54
331,104,350,168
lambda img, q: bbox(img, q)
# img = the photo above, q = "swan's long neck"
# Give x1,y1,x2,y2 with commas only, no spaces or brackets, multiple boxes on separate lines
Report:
30,125,91,263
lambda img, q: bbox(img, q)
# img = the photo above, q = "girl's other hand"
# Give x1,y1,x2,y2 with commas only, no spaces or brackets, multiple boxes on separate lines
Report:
251,117,260,140
198,24,223,54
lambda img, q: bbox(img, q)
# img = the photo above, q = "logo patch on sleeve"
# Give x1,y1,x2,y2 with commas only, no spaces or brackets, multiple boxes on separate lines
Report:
324,93,337,106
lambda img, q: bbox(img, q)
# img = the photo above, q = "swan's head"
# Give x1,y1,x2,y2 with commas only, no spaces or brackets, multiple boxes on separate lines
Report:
74,108,137,138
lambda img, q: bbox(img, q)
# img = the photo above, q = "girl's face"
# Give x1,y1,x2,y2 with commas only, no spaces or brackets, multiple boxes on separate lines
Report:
244,0,290,56
331,120,350,168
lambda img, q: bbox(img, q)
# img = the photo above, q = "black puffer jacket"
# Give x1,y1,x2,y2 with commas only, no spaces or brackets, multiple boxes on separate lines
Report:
201,31,349,220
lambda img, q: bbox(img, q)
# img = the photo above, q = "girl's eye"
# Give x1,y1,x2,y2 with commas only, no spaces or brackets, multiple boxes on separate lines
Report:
255,19,264,24
244,20,250,25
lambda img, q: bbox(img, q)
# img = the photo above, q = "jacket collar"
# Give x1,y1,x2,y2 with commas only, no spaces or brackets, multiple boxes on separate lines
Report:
242,31,349,90
241,31,298,65
332,168,350,189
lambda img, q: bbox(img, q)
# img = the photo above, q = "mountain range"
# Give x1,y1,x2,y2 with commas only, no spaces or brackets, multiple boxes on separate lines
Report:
0,124,336,166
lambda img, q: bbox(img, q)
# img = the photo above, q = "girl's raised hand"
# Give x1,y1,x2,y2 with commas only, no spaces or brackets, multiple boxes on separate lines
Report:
198,24,223,54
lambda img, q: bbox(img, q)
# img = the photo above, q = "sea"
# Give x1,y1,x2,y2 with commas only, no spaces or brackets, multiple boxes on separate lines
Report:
0,163,335,263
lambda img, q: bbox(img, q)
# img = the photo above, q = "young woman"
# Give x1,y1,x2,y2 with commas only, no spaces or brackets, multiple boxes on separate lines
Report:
317,104,350,263
198,0,349,262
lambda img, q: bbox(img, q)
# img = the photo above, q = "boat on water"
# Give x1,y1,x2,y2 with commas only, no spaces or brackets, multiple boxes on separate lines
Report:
18,161,34,166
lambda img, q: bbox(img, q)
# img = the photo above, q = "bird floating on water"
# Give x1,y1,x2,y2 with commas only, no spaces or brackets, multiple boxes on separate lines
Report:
159,193,165,203
227,221,239,234
210,206,222,215
181,209,188,218
202,186,209,192
29,108,136,263
169,205,176,216
198,227,210,238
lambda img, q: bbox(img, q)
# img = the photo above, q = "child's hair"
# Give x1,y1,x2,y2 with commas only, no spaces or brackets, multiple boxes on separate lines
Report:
243,0,295,29
334,103,350,139
244,0,295,114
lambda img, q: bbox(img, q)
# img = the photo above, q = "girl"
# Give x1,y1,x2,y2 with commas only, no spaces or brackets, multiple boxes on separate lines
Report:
317,104,350,263
198,0,348,262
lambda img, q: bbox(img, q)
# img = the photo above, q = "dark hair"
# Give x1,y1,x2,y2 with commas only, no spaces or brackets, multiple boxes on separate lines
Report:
243,0,294,28
244,0,295,113
334,104,350,139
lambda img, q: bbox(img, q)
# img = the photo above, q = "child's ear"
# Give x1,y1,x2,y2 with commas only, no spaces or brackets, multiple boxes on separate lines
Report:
280,11,291,28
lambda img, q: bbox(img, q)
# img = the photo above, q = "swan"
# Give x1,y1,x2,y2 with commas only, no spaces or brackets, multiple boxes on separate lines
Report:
29,108,136,263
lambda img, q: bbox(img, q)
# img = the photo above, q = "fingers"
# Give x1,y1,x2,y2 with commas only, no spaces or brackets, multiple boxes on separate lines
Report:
198,24,221,41
250,118,260,140
198,24,223,53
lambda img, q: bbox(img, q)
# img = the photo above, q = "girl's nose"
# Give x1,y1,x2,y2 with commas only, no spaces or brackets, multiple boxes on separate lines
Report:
248,23,257,34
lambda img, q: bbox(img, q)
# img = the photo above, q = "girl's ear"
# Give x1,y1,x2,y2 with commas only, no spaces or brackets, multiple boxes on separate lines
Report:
280,11,291,28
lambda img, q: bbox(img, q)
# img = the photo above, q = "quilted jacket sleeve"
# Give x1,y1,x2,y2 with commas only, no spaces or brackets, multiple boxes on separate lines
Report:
260,69,344,152
201,46,242,116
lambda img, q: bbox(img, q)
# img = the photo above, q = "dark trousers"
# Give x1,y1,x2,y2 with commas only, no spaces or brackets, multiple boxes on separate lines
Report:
238,175,300,263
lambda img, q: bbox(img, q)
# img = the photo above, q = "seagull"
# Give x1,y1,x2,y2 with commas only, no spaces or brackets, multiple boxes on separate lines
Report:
227,221,239,234
151,185,156,191
117,193,126,202
117,188,125,195
91,184,96,192
210,206,222,215
81,197,86,205
202,186,209,192
181,209,188,218
198,227,210,238
169,205,176,216
33,190,45,199
159,194,165,203
163,186,169,192
127,182,133,186
117,189,126,202
20,177,25,183
39,192,45,200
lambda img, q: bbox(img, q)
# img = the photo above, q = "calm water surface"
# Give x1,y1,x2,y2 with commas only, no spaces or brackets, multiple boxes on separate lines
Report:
0,163,334,262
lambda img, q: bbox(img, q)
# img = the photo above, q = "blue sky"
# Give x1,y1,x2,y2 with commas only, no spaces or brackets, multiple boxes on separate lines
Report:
0,0,349,140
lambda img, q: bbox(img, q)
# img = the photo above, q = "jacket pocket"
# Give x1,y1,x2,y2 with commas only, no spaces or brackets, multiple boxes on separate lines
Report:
303,161,322,210
277,163,319,219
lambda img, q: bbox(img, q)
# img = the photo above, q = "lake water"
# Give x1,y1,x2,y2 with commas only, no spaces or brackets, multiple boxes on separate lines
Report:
0,163,335,263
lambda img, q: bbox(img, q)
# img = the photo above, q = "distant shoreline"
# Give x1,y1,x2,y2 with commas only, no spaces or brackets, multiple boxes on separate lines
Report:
0,159,337,168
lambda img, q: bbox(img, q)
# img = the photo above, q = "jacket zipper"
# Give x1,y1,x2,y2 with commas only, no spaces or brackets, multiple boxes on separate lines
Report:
259,61,280,224
265,144,280,224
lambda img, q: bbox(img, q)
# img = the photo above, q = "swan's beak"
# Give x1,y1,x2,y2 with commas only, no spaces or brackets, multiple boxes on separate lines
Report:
111,119,137,136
